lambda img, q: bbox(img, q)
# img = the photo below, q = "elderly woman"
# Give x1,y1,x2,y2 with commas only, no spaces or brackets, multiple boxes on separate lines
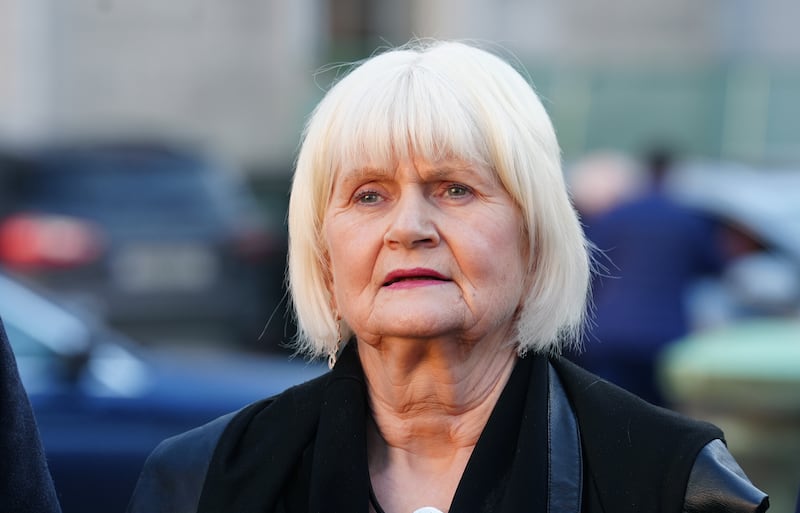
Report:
128,41,768,513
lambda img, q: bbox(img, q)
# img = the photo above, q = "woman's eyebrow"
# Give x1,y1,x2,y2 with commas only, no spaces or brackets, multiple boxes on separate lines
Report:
426,166,473,179
340,166,394,184
338,163,485,185
426,164,500,186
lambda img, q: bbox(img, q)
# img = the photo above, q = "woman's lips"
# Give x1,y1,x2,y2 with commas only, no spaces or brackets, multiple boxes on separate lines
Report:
383,268,449,288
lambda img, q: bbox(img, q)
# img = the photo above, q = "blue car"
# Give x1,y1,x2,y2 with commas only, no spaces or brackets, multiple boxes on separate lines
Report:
0,142,289,350
1,271,326,513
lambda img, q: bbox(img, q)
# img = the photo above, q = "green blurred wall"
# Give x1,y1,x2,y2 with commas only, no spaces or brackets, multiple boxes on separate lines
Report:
527,62,800,165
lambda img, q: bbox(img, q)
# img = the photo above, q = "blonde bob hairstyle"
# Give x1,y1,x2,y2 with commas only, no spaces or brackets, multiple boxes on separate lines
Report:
288,40,590,359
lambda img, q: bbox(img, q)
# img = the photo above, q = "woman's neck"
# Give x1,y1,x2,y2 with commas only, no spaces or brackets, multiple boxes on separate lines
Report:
361,337,516,452
359,336,517,512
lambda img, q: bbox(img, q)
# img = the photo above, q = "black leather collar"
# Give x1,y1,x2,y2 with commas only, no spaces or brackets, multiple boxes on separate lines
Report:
547,363,583,513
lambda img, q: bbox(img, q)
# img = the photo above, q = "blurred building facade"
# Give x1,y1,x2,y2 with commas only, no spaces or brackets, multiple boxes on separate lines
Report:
2,0,800,171
1,0,321,171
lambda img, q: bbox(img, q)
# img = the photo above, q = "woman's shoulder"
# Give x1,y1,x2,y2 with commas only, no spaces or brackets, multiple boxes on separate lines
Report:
551,355,722,473
126,408,244,513
551,355,721,440
550,356,768,512
126,372,332,513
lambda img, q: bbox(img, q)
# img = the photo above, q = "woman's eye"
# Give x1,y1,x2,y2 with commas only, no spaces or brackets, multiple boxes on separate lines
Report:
355,191,382,204
445,184,471,197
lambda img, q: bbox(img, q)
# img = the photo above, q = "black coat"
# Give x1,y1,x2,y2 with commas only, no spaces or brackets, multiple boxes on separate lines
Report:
128,345,768,513
1,319,62,513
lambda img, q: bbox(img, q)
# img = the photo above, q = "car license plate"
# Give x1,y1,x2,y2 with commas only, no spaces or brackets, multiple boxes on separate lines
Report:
111,244,219,292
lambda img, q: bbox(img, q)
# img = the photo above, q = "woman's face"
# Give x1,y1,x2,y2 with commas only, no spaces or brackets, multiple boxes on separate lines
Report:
324,155,529,346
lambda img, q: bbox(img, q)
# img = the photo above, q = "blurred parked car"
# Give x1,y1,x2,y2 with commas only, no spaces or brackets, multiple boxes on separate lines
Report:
0,142,288,350
667,161,800,326
1,269,326,513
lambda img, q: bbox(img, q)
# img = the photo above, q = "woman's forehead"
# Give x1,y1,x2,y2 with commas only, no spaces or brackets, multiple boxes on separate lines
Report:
325,98,491,175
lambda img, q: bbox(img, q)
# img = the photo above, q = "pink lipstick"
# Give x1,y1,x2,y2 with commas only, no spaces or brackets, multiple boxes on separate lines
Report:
383,268,449,289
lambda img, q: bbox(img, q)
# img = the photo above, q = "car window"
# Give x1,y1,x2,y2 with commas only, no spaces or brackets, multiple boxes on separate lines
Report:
26,163,212,207
16,151,239,225
4,321,55,359
0,274,92,357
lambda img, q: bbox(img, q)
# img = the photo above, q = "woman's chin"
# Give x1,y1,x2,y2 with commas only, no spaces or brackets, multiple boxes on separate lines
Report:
370,321,457,339
367,299,465,336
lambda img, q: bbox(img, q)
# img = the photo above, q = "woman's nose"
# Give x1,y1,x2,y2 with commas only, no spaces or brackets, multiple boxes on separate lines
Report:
383,193,440,249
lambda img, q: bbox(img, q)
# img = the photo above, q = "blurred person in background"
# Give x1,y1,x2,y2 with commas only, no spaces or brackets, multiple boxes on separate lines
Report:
1,319,62,513
127,41,767,513
567,150,645,227
576,147,727,406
